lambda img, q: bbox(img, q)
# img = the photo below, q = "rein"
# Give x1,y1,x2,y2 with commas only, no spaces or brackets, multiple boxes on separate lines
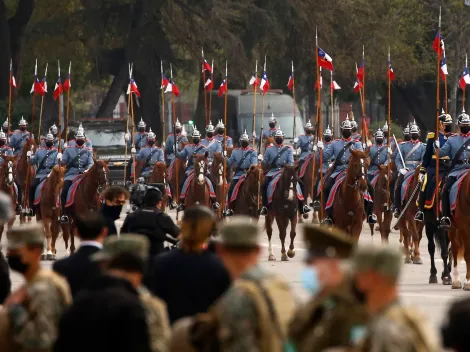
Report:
346,158,366,189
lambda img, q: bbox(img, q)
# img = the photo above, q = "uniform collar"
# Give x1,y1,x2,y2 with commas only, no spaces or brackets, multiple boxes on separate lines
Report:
217,134,224,138
193,143,200,146
410,139,420,144
241,146,250,150
45,146,55,150
276,143,284,147
269,127,277,131
460,132,470,137
147,143,156,148
375,143,383,147
342,137,352,142
206,137,214,141
76,144,85,149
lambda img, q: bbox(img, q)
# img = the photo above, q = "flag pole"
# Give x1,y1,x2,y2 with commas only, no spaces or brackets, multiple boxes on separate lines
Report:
330,70,334,134
170,64,179,221
314,27,324,222
252,60,258,148
387,47,392,208
356,62,366,144
65,62,71,147
38,62,48,144
444,51,448,112
209,60,214,123
161,61,166,144
124,64,132,184
32,59,37,142
130,64,137,185
361,45,367,145
258,57,266,213
464,54,468,110
57,61,61,147
435,7,441,221
292,61,297,149
261,56,266,152
202,49,208,126
222,60,228,215
8,59,12,141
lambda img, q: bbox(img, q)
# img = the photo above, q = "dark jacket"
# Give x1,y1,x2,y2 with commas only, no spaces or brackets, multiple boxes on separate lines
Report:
152,249,231,324
53,245,102,298
101,204,120,235
0,251,11,304
54,274,152,352
120,207,180,256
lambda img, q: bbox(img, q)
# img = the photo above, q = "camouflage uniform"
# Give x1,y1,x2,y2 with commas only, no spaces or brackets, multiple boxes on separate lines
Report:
6,224,72,351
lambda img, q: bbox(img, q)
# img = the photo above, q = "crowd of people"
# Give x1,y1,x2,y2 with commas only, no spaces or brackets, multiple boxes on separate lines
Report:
0,187,469,352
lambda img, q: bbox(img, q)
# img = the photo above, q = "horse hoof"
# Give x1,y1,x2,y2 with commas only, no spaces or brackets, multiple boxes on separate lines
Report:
412,257,423,265
65,250,71,257
287,249,295,258
281,254,288,261
40,254,47,261
268,254,276,261
452,281,462,289
375,226,380,231
404,257,412,264
429,276,438,284
464,282,470,291
442,276,452,286
302,214,308,220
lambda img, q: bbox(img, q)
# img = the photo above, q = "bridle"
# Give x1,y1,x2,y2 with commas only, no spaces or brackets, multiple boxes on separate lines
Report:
3,161,13,187
347,157,366,189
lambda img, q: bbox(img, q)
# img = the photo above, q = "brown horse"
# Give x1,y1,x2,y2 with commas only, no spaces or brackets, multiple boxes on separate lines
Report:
35,165,66,260
298,153,321,224
0,155,18,241
330,149,369,241
181,154,211,210
230,165,263,218
211,152,226,219
148,161,168,207
169,158,185,205
15,137,36,223
265,165,298,262
62,160,110,254
394,167,424,264
369,165,393,242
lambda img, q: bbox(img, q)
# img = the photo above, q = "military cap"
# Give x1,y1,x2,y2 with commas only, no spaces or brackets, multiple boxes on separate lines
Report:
352,245,402,280
92,234,149,262
8,224,45,249
216,216,259,248
303,224,355,260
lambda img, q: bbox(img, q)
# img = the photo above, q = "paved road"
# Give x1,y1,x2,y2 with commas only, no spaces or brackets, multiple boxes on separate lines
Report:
2,210,468,332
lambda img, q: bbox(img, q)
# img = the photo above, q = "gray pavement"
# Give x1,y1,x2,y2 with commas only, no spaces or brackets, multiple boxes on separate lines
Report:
2,210,468,332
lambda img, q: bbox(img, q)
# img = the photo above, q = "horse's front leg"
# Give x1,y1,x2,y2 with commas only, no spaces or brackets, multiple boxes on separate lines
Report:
276,217,288,262
287,215,297,258
266,215,275,261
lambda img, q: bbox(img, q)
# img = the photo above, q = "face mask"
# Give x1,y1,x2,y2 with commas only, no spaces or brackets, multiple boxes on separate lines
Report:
324,136,332,143
0,140,5,147
8,254,30,274
461,126,470,134
301,267,322,296
148,140,155,146
384,132,389,138
217,129,224,135
103,204,123,220
269,123,275,128
76,139,85,146
207,132,214,138
306,129,313,135
375,138,383,144
444,125,452,133
404,134,411,141
274,137,283,145
411,133,419,141
46,141,54,148
20,127,26,132
342,130,352,139
138,127,145,132
2,128,7,133
193,138,200,144
52,131,58,136
352,127,357,133
175,128,182,135
241,141,249,148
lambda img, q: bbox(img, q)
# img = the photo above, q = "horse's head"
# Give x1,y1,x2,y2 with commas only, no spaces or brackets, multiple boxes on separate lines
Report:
51,164,66,179
194,154,208,185
91,159,110,188
212,152,224,181
348,149,370,192
265,136,275,146
282,165,298,201
0,155,17,186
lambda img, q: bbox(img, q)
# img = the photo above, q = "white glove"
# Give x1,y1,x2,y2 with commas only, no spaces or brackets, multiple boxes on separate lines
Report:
26,151,32,157
317,141,324,149
223,150,227,156
162,142,166,148
252,131,257,138
388,147,393,154
257,154,263,162
181,129,187,136
293,137,299,144
56,152,62,161
313,146,318,152
63,142,67,148
399,168,408,176
435,140,440,149
131,147,136,154
418,173,425,182
124,133,130,142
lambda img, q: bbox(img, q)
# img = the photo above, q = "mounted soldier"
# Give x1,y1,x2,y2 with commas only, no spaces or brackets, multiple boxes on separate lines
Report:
164,118,188,165
388,123,408,207
201,121,222,165
311,125,334,209
294,120,314,170
28,132,60,216
125,117,148,152
1,119,12,141
439,110,470,228
0,131,13,164
135,128,164,180
223,130,259,217
415,112,453,222
41,124,64,150
367,128,390,183
60,127,94,224
259,127,311,216
393,121,425,218
68,123,93,149
253,113,278,144
318,116,377,225
9,117,32,156
176,126,219,211
215,119,233,148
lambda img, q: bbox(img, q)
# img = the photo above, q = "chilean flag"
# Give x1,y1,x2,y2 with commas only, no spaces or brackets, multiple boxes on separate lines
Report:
218,78,227,97
433,32,443,54
388,61,396,80
317,47,333,71
331,80,341,90
202,58,212,73
460,67,470,90
31,77,42,94
164,79,180,96
440,56,448,81
353,78,363,93
127,78,141,97
63,73,71,92
249,74,259,87
287,73,294,91
53,78,63,101
260,71,270,94
205,77,213,90
356,61,365,82
161,74,169,89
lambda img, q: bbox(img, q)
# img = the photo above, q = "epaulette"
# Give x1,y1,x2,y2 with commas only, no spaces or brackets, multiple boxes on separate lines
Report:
399,141,407,144
168,133,174,136
334,138,340,141
267,145,276,148
67,145,73,148
86,147,92,151
450,133,457,136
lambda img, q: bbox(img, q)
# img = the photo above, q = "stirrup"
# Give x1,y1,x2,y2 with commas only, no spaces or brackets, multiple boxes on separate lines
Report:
414,211,424,222
311,200,321,210
224,209,234,217
393,209,400,218
177,204,185,212
301,205,311,214
169,202,178,210
15,204,22,215
439,217,451,229
259,207,268,216
212,202,220,210
367,214,377,224
60,215,69,224
323,217,333,225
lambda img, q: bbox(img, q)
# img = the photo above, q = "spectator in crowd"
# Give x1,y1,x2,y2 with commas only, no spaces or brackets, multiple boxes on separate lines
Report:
441,297,470,352
0,191,13,304
3,224,72,351
53,212,107,298
101,186,129,235
152,205,230,324
55,237,155,352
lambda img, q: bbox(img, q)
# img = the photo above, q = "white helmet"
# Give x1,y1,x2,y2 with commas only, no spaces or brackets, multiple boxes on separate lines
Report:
138,118,146,129
75,128,85,139
45,132,54,142
19,117,27,127
2,120,8,129
206,121,215,133
50,123,58,135
269,113,276,123
274,126,284,137
350,120,358,129
78,123,84,133
305,121,313,129
0,131,7,140
324,125,332,136
240,130,249,142
147,128,156,140
403,124,410,134
374,128,384,138
192,126,201,138
458,109,470,125
341,115,353,130
175,118,182,129
216,119,225,130
409,121,420,133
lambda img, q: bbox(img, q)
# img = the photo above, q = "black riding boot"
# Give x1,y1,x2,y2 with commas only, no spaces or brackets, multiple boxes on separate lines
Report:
297,180,311,215
322,176,336,225
15,181,22,214
60,180,73,223
260,176,272,215
224,180,238,217
440,176,456,228
29,178,41,216
177,175,188,212
415,180,427,222
366,180,377,223
394,174,404,217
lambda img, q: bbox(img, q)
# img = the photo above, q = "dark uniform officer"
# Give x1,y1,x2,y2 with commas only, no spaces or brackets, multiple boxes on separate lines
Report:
288,224,368,351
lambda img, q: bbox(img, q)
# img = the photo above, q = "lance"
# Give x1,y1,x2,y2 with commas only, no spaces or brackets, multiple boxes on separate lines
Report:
292,61,296,150
8,59,13,141
252,60,258,149
464,54,468,110
222,60,228,215
38,62,48,144
444,49,448,112
161,60,166,144
202,48,208,126
257,56,267,213
387,47,392,208
209,60,214,123
435,7,442,221
330,70,334,134
124,63,132,184
169,64,180,221
57,61,62,153
31,59,38,139
130,63,137,184
65,62,71,147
